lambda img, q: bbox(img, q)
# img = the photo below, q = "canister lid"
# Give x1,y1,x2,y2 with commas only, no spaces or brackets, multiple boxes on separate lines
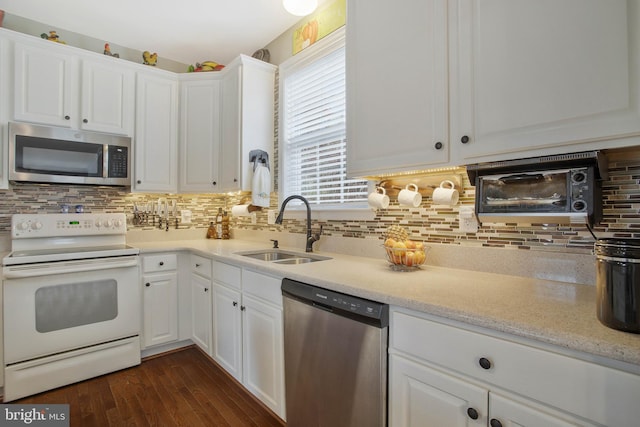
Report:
595,238,640,258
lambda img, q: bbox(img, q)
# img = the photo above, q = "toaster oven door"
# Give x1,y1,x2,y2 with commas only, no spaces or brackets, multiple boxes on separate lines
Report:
478,170,572,214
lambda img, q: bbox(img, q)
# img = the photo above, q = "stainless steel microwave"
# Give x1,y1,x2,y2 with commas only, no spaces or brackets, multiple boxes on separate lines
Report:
467,152,606,226
9,122,131,186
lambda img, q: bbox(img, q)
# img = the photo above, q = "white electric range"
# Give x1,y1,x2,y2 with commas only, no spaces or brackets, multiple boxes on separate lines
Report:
2,213,141,402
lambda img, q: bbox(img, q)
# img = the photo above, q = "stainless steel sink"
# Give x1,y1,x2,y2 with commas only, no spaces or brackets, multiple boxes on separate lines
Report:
239,250,298,261
236,249,331,263
272,257,314,265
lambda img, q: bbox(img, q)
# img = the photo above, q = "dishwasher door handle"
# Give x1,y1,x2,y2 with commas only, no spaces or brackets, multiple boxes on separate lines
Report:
312,301,333,313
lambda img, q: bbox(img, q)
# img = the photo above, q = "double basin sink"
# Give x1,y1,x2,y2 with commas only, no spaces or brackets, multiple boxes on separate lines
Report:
236,249,331,265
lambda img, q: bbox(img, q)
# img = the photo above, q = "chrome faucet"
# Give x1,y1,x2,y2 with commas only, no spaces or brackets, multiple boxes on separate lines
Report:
275,195,321,253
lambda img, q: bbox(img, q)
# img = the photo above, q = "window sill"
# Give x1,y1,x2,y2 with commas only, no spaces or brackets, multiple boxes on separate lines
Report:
275,206,376,222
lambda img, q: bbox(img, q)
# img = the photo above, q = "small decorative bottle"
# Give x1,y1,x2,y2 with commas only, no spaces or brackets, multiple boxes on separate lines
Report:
215,208,223,239
206,221,217,239
221,210,230,240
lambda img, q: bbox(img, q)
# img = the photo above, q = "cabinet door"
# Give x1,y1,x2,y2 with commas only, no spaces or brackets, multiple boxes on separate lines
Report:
242,294,285,418
81,58,134,135
346,0,449,177
14,42,78,127
219,65,241,192
142,272,178,348
451,0,640,163
134,72,178,192
489,393,598,427
211,283,242,381
179,79,221,192
389,354,486,427
191,273,212,354
0,36,9,189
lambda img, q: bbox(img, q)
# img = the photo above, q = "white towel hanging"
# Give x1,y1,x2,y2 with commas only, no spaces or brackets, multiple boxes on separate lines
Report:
252,162,271,207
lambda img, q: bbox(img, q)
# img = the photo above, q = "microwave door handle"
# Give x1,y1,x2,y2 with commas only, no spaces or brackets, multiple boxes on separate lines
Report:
498,173,544,184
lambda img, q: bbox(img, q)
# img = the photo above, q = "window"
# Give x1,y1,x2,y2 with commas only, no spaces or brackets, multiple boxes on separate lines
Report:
279,28,369,213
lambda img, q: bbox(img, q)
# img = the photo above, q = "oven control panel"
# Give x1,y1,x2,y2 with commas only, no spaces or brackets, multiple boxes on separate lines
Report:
12,213,127,238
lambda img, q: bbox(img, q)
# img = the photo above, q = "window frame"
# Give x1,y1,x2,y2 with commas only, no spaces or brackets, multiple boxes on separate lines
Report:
277,27,374,221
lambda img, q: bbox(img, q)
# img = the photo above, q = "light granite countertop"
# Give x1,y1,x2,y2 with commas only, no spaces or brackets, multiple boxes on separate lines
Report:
132,238,640,370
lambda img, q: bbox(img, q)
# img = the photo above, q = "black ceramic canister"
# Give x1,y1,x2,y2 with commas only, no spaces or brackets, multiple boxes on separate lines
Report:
595,238,640,333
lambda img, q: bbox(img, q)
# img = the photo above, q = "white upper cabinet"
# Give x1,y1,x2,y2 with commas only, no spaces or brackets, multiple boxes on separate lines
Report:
179,77,221,193
13,41,78,129
346,0,640,176
346,0,450,177
134,71,179,193
80,57,135,135
451,0,640,163
0,35,9,189
219,55,276,193
13,38,134,135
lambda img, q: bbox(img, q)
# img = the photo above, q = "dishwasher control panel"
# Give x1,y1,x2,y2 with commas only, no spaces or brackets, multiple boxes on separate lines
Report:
312,288,385,319
282,278,389,326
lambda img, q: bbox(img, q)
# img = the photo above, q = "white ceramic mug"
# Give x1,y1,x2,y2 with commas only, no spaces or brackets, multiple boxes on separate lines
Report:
398,183,422,207
432,180,459,205
368,186,390,209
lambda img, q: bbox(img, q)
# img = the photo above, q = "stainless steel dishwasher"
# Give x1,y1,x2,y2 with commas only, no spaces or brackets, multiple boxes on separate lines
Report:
282,278,389,427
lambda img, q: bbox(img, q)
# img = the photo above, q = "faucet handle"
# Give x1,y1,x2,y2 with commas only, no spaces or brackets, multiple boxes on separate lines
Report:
270,239,279,249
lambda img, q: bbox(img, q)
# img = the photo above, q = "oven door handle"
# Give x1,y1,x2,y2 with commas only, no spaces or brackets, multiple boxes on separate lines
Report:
3,256,139,279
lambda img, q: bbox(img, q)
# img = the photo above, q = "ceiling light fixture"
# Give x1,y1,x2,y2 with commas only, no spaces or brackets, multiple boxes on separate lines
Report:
283,0,318,16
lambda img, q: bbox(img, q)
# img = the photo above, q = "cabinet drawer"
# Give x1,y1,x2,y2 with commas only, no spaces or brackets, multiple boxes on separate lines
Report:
142,253,177,273
190,254,212,279
212,261,241,289
242,269,282,307
390,308,640,426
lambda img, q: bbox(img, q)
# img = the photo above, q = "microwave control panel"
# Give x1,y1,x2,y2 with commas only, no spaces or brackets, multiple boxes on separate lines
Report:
107,145,129,178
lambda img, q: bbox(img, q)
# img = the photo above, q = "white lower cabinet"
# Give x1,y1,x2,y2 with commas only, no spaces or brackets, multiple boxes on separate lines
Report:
391,354,594,427
190,255,213,354
488,392,592,427
210,262,285,419
390,354,486,427
212,281,242,379
242,292,284,417
141,254,179,348
389,307,640,427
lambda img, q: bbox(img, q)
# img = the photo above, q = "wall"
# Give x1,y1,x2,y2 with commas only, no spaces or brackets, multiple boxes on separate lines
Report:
1,0,639,269
265,0,342,66
1,147,638,257
0,13,189,73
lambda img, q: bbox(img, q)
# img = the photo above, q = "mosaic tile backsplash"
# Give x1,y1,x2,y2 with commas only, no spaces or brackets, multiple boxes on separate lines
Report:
1,147,638,255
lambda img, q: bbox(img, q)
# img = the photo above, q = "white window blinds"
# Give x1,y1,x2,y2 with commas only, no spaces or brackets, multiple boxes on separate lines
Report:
281,34,368,207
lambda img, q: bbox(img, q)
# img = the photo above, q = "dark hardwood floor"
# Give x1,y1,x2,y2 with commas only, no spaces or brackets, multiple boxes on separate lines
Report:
15,346,285,427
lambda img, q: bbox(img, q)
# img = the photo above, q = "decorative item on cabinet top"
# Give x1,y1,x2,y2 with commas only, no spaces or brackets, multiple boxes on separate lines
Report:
40,30,66,44
142,51,158,66
251,48,271,63
188,60,225,72
374,169,464,200
104,43,120,58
